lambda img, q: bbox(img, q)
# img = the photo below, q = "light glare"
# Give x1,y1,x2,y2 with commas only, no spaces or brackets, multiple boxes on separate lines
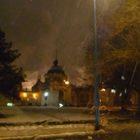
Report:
44,92,49,97
100,88,106,92
64,80,70,85
33,93,38,100
23,92,27,98
59,103,63,108
111,89,116,94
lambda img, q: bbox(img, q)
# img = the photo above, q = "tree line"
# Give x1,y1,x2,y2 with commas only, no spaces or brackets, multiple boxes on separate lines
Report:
0,29,25,100
85,0,140,109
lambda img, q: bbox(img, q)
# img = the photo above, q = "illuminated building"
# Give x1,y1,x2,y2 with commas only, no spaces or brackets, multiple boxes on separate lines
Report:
19,91,41,105
19,59,140,108
31,58,72,106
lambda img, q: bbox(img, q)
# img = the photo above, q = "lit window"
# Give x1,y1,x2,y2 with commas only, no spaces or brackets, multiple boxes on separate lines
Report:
33,93,38,100
111,89,116,94
22,92,27,98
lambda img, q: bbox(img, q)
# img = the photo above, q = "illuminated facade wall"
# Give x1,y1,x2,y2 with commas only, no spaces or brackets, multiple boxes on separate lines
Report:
19,91,41,105
30,59,72,106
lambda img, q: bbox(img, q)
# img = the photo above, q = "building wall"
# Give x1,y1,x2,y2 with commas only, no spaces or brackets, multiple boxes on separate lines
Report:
71,86,93,107
41,91,59,106
19,91,42,105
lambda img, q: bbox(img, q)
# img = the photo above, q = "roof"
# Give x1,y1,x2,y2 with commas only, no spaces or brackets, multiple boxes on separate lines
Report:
47,59,65,75
32,79,44,91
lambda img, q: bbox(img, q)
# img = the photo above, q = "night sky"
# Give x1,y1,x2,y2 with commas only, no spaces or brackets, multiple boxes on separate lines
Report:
0,0,121,86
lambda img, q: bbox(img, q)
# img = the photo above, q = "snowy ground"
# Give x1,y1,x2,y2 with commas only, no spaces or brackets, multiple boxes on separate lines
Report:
0,123,94,140
0,106,93,123
0,106,140,139
0,106,94,139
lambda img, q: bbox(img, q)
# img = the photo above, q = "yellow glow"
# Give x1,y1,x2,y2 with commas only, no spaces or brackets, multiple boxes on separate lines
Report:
64,80,70,85
100,88,106,92
22,92,27,98
32,93,39,100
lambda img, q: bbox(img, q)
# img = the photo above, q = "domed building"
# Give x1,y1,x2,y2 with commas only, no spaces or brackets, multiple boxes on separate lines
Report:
32,59,72,106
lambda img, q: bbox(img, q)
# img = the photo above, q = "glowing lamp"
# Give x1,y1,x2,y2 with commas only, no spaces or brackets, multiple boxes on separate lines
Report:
44,92,49,97
64,80,70,85
7,102,14,107
59,103,63,108
22,92,27,98
33,93,38,100
100,88,106,92
111,89,116,94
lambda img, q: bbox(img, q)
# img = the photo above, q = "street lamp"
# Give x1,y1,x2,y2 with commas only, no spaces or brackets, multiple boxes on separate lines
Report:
64,80,70,85
93,0,100,130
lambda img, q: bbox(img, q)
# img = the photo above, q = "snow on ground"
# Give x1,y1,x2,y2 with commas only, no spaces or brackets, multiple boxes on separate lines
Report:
0,123,94,140
0,106,93,123
0,106,94,139
0,106,140,139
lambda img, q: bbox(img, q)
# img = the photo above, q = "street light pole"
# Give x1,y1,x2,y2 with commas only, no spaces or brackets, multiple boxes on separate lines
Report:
93,0,100,130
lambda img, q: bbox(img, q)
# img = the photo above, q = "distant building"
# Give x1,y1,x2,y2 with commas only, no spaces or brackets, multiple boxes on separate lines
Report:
20,58,72,106
19,59,140,108
22,81,33,91
19,90,41,105
71,85,93,107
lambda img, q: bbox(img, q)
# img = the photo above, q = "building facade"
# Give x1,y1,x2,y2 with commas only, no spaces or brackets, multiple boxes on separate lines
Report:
29,59,72,106
19,60,140,108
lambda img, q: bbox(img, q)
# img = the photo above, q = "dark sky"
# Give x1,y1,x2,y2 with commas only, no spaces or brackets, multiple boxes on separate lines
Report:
0,0,121,86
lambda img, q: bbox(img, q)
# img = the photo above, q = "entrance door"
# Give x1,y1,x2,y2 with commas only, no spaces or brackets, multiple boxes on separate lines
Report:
59,90,64,103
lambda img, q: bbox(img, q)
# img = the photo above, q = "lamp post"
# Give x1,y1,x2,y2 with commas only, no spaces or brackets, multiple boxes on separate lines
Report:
93,0,100,130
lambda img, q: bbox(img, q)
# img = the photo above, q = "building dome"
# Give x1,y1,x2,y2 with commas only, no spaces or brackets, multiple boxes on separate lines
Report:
47,59,65,75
